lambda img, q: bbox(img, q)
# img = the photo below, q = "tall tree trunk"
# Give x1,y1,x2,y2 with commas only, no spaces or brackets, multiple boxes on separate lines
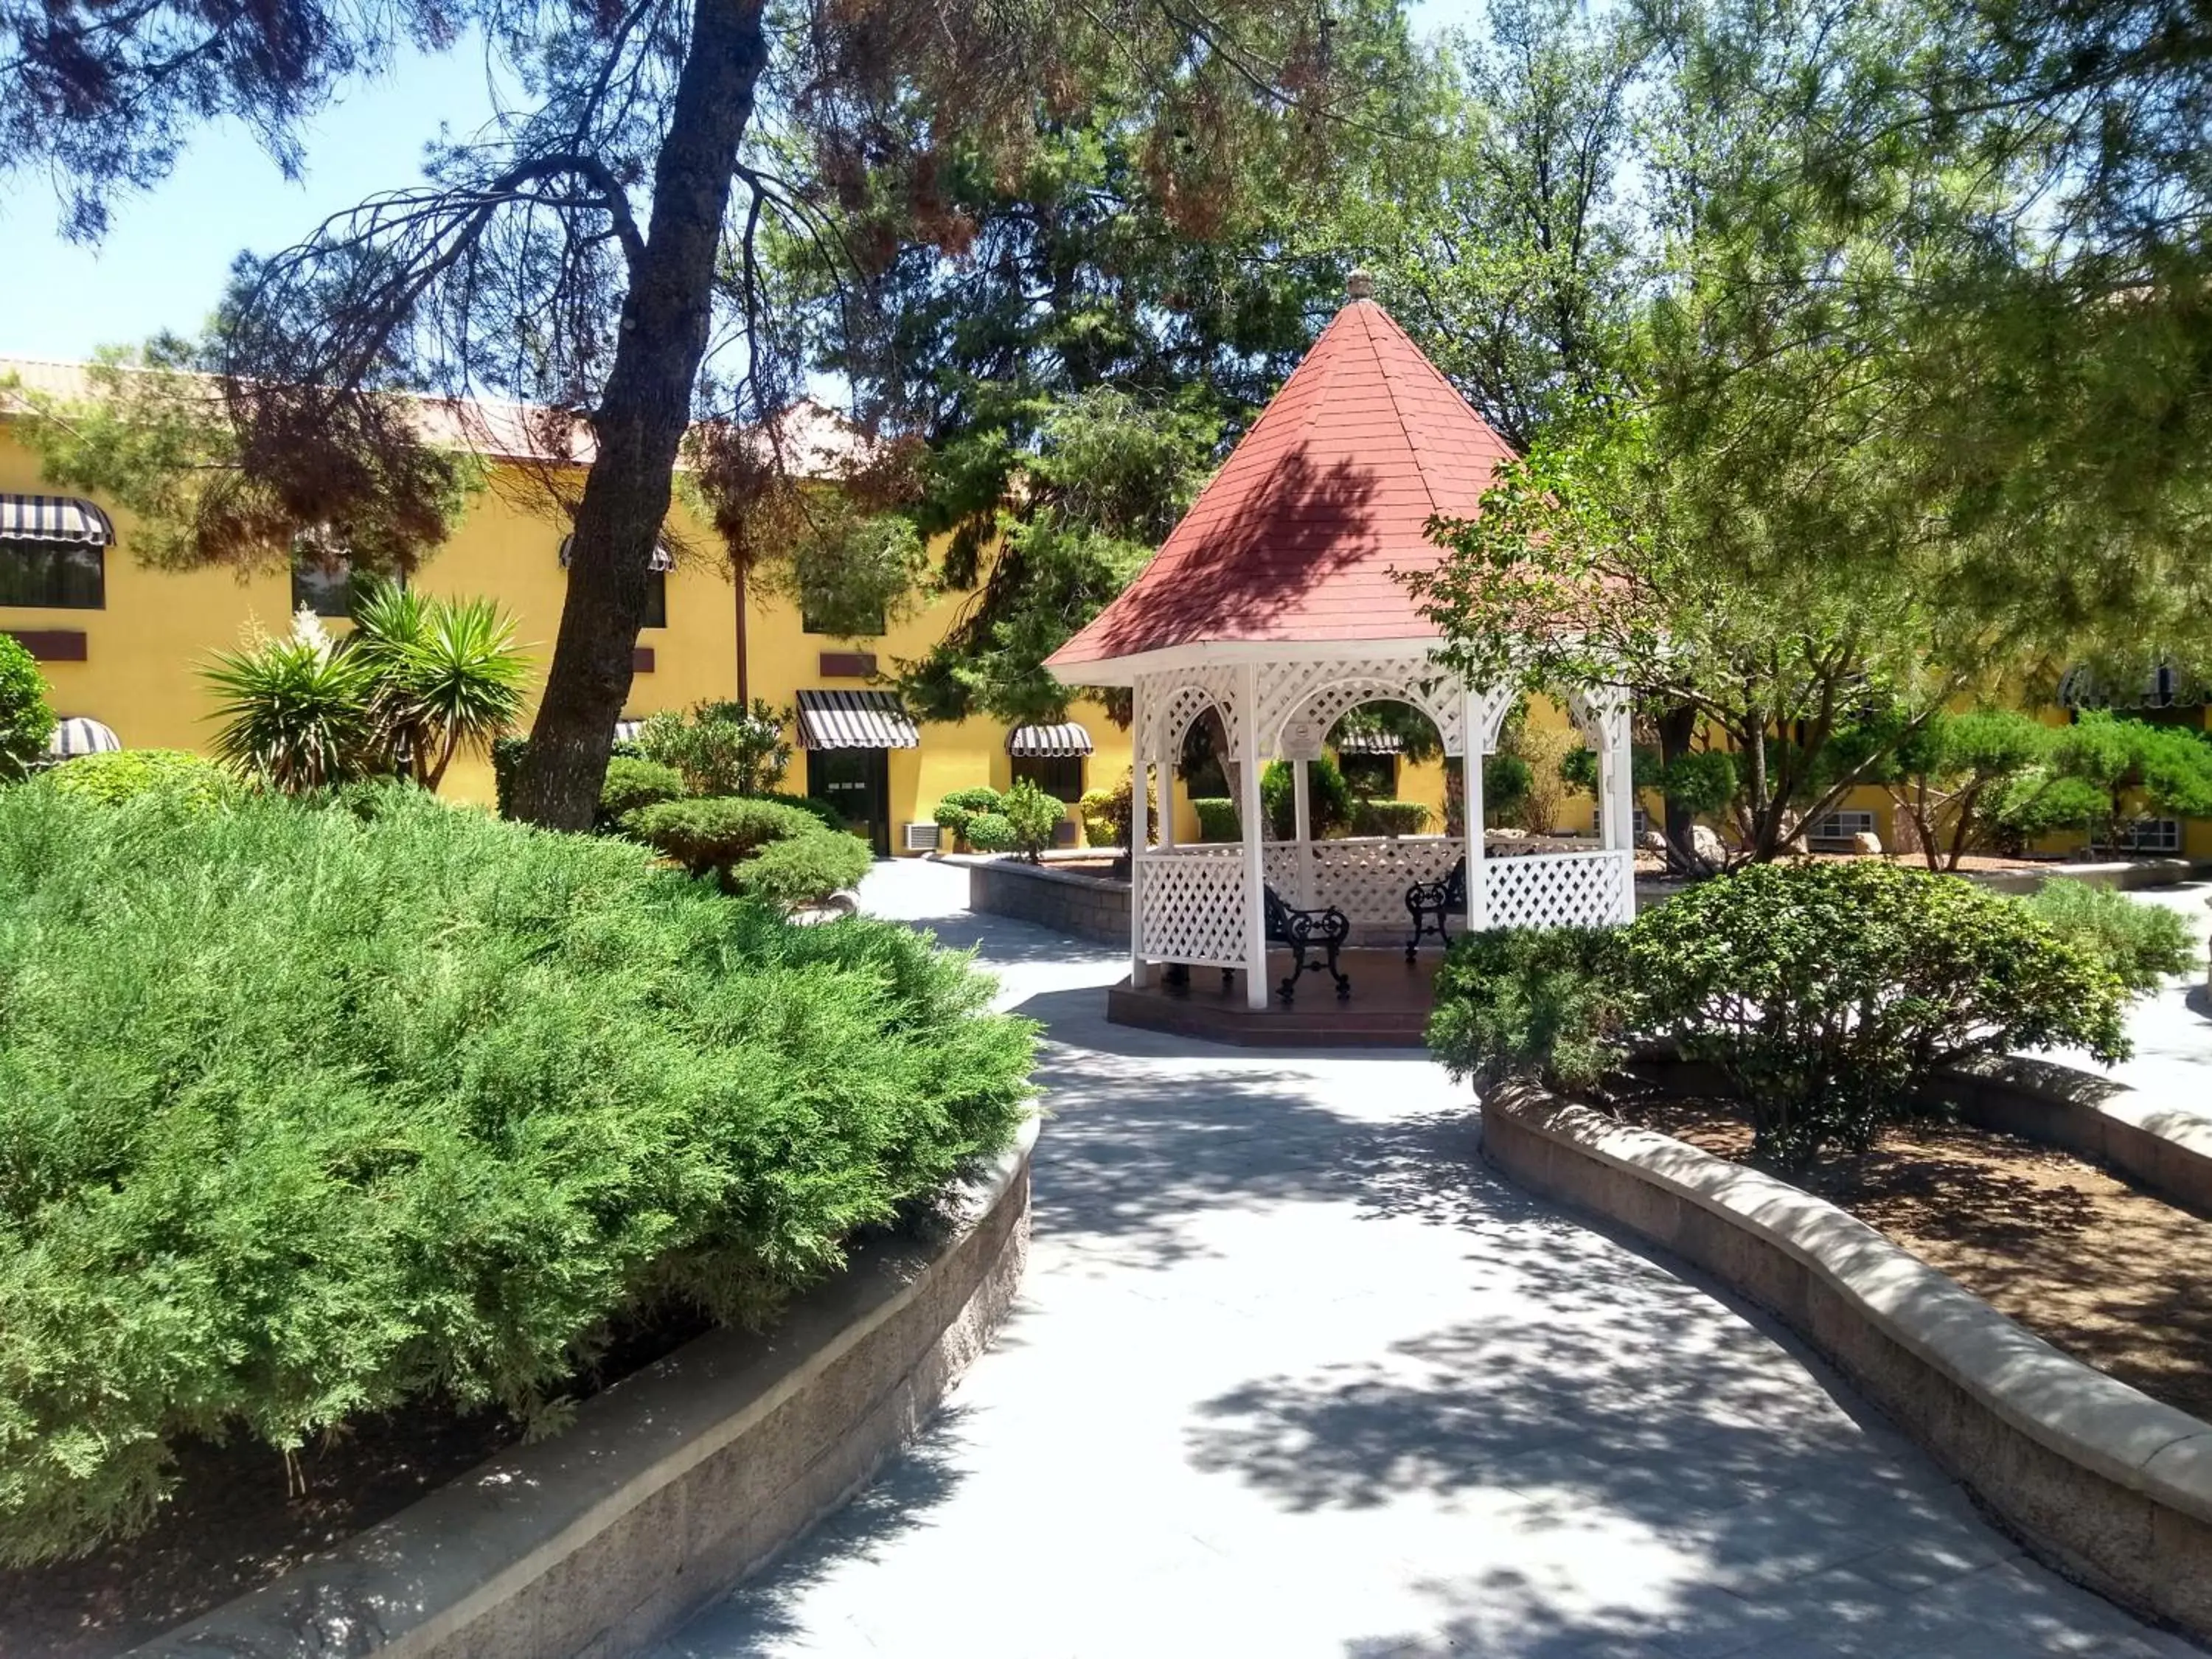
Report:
511,0,769,829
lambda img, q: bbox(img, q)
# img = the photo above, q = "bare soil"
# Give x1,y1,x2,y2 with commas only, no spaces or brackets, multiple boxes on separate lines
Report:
0,1305,711,1659
1624,1099,2212,1426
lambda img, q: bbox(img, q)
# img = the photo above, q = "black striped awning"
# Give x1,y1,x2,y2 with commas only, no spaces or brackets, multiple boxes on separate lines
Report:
1,495,114,546
48,716,122,758
796,689,919,750
2057,663,2208,710
1332,728,1404,754
1006,722,1093,757
557,535,675,573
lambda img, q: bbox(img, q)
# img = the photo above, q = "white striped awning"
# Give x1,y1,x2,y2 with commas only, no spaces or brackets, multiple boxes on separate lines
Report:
558,535,675,573
1006,722,1093,757
612,717,646,743
48,716,122,758
796,689,919,750
1332,728,1403,754
1,495,114,546
2057,662,2207,710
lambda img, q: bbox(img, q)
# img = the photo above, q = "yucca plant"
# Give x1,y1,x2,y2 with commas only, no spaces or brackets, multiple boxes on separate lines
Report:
203,613,381,791
351,579,532,790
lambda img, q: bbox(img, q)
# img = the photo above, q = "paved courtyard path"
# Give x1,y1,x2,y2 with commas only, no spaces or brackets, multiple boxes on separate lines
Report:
649,860,2198,1659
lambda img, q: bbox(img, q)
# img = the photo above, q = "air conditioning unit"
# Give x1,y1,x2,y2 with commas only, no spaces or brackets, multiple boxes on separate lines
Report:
901,821,942,853
1806,810,1877,851
1053,818,1080,848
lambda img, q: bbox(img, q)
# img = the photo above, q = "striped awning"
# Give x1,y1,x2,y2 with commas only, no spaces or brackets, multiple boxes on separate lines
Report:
1332,728,1403,754
612,717,646,743
2058,663,2208,710
1,495,114,546
48,717,122,758
796,689,919,750
558,535,675,573
1006,722,1093,757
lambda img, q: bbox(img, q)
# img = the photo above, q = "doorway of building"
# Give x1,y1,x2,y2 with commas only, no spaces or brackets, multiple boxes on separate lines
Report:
807,748,891,857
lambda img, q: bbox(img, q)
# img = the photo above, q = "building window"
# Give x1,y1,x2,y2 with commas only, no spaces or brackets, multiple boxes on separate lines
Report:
641,568,667,629
1012,753,1085,804
1338,753,1396,799
0,541,103,609
291,557,357,619
2093,818,2183,855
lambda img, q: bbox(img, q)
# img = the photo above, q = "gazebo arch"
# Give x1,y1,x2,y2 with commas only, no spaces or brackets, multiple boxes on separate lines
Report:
1046,276,1635,1011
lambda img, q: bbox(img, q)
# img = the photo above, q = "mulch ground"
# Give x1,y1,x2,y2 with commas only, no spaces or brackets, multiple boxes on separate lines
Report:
0,1304,712,1659
1623,1098,2212,1427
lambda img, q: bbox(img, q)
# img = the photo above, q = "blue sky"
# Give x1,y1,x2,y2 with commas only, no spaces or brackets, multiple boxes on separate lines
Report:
0,1,1479,363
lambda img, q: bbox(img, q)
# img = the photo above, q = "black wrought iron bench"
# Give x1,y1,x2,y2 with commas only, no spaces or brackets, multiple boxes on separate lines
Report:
1160,884,1352,1004
1404,857,1467,960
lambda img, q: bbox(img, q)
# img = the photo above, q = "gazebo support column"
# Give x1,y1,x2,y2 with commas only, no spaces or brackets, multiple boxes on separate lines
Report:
1238,661,1270,1009
1292,757,1314,906
1129,681,1152,990
1461,686,1489,930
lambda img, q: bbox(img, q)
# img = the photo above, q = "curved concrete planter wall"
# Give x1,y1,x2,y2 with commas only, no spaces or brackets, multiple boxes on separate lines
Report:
1481,1085,2212,1641
130,1116,1039,1659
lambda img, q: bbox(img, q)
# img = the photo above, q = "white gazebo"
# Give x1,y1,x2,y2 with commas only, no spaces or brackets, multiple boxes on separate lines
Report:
1045,278,1636,1015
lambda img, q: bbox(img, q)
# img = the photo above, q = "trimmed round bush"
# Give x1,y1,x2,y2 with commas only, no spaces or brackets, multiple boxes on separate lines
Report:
40,748,234,812
599,755,688,831
0,785,1032,1562
1429,927,1630,1096
963,810,1018,852
733,826,875,906
625,796,829,880
933,786,1003,846
0,634,55,784
1192,797,1239,841
1630,860,2129,1171
759,792,849,833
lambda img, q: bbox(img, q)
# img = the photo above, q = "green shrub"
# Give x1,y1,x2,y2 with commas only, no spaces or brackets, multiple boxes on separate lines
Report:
1349,799,1430,837
964,810,1018,853
0,785,1032,1562
599,757,688,831
634,699,793,798
625,796,828,883
999,779,1063,862
932,786,1003,847
1428,928,1631,1096
759,792,849,833
1481,753,1534,825
1629,861,2129,1172
731,825,875,906
1261,755,1352,838
1192,797,1239,841
41,749,234,811
0,635,55,782
492,734,531,818
1658,750,1736,818
2020,878,2197,995
1076,771,1154,851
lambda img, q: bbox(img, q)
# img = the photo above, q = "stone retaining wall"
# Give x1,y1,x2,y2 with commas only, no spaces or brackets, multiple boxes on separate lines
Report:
131,1116,1040,1659
1481,1087,2212,1642
962,856,1130,946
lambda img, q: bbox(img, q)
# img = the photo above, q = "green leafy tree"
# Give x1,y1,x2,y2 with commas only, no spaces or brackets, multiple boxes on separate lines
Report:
998,779,1065,863
0,635,55,782
634,699,793,799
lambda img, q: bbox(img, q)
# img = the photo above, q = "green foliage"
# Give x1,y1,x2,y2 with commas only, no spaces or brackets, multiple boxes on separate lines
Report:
633,700,793,799
1428,928,1632,1096
728,825,874,907
598,757,688,832
625,796,832,886
962,811,1018,854
348,578,532,791
1481,754,1534,827
1349,799,1431,837
1192,799,1240,842
0,785,1029,1562
1874,709,2053,867
2020,880,2197,995
1629,862,2130,1172
1077,772,1154,852
201,616,382,792
1260,756,1353,840
492,734,531,818
758,793,849,834
1658,750,1736,819
0,637,56,783
998,779,1063,863
40,749,234,811
932,786,1004,849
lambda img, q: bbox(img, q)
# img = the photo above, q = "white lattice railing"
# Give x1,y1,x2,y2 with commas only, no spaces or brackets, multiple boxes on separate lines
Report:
1479,848,1635,928
1135,846,1250,967
1259,836,1465,925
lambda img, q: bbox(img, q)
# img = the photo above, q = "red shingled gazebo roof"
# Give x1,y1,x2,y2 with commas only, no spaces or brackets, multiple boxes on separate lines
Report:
1046,290,1518,677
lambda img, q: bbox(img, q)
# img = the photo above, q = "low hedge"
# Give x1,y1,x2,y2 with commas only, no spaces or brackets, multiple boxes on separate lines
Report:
1349,799,1430,837
39,748,236,812
1192,797,1239,841
0,785,1032,1564
2020,877,2197,995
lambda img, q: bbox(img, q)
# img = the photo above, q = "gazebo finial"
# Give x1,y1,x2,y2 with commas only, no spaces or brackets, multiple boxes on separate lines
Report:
1346,268,1375,302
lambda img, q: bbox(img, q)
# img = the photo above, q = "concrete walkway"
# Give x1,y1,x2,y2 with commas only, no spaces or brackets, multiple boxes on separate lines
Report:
648,860,2198,1659
2053,880,2212,1099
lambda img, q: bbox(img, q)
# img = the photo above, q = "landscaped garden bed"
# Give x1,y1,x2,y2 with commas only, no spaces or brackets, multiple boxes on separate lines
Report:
0,777,1035,1654
1618,1097,2212,1425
